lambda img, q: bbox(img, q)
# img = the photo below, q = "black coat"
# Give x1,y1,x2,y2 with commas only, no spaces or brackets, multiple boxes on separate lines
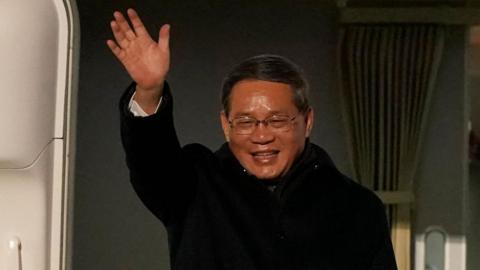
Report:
120,83,397,270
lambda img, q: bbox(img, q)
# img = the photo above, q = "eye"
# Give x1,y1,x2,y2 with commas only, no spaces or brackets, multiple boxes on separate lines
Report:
234,118,256,128
268,118,289,128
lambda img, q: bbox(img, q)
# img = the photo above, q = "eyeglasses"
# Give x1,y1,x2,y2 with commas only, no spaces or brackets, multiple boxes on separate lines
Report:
228,115,297,135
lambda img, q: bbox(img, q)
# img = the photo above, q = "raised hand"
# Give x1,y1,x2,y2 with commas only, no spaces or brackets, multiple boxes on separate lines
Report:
107,9,170,113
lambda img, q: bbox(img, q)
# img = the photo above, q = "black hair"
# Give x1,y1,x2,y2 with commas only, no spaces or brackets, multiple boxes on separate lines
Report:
221,54,310,116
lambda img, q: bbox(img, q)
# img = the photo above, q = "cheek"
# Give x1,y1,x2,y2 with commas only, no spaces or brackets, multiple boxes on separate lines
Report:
280,132,307,159
230,135,247,146
228,137,250,157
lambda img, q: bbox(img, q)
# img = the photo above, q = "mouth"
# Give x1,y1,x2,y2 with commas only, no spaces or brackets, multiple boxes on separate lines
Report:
251,150,280,163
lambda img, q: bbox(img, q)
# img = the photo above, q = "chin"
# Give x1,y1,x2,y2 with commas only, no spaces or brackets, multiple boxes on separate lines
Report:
249,167,282,180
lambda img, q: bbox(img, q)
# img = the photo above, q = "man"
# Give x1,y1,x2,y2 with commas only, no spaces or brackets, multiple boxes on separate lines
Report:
108,9,397,270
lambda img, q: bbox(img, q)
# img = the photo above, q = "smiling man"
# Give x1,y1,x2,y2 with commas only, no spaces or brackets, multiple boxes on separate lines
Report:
221,77,313,181
110,9,397,270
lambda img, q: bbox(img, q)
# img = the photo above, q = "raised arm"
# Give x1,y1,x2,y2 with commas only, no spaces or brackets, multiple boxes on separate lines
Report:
110,10,199,225
107,8,170,114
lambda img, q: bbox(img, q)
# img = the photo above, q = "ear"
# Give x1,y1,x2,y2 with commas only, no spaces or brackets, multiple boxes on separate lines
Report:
220,111,230,142
304,107,314,138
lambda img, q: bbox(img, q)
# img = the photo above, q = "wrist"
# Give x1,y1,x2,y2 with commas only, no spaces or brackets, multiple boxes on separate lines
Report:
136,80,164,93
133,83,164,114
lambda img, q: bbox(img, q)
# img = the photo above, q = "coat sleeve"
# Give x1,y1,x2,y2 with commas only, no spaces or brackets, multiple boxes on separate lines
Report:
368,199,398,270
119,82,198,226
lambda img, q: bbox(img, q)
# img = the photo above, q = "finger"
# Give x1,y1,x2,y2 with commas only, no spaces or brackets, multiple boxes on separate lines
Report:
110,21,130,49
158,24,170,51
106,40,125,60
114,11,136,40
127,8,149,37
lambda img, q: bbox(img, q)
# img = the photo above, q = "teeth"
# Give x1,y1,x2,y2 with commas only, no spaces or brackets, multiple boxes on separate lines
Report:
252,151,278,163
253,152,276,156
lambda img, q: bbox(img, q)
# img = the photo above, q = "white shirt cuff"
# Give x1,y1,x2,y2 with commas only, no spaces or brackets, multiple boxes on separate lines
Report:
128,92,163,117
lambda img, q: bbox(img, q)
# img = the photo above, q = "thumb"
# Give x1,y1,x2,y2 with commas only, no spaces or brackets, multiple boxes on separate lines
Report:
158,24,170,51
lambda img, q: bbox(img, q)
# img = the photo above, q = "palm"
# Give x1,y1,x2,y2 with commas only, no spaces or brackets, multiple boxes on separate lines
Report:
120,35,169,90
107,9,170,91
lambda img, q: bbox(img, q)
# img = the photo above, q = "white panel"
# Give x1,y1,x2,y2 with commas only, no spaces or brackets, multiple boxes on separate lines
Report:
54,0,72,138
0,1,78,270
415,234,426,270
0,141,56,270
445,236,466,270
415,232,466,270
0,0,59,168
49,139,67,270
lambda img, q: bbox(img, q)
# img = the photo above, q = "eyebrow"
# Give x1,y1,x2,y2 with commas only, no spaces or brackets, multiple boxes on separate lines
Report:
231,111,291,118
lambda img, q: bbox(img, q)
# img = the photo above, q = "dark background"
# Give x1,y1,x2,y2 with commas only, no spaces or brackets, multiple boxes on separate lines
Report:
73,1,350,269
73,0,477,269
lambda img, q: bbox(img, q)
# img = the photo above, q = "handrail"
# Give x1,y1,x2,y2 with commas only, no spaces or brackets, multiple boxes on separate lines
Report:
7,236,22,270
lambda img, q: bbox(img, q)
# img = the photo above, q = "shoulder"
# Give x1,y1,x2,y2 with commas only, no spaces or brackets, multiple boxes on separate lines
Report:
309,144,385,216
181,143,219,168
182,143,215,157
343,175,385,216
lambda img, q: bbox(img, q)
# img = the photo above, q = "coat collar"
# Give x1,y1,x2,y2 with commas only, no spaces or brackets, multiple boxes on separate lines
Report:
214,140,337,197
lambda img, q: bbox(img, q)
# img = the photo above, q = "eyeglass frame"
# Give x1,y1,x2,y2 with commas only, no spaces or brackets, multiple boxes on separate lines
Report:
228,114,299,135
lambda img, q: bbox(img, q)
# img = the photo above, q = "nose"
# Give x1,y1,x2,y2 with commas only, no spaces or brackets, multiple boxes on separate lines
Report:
249,122,275,144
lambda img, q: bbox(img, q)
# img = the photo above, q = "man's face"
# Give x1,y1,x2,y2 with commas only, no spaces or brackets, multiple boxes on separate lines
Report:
221,80,313,180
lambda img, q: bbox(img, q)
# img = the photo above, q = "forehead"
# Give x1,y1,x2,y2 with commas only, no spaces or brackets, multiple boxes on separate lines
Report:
229,80,296,116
